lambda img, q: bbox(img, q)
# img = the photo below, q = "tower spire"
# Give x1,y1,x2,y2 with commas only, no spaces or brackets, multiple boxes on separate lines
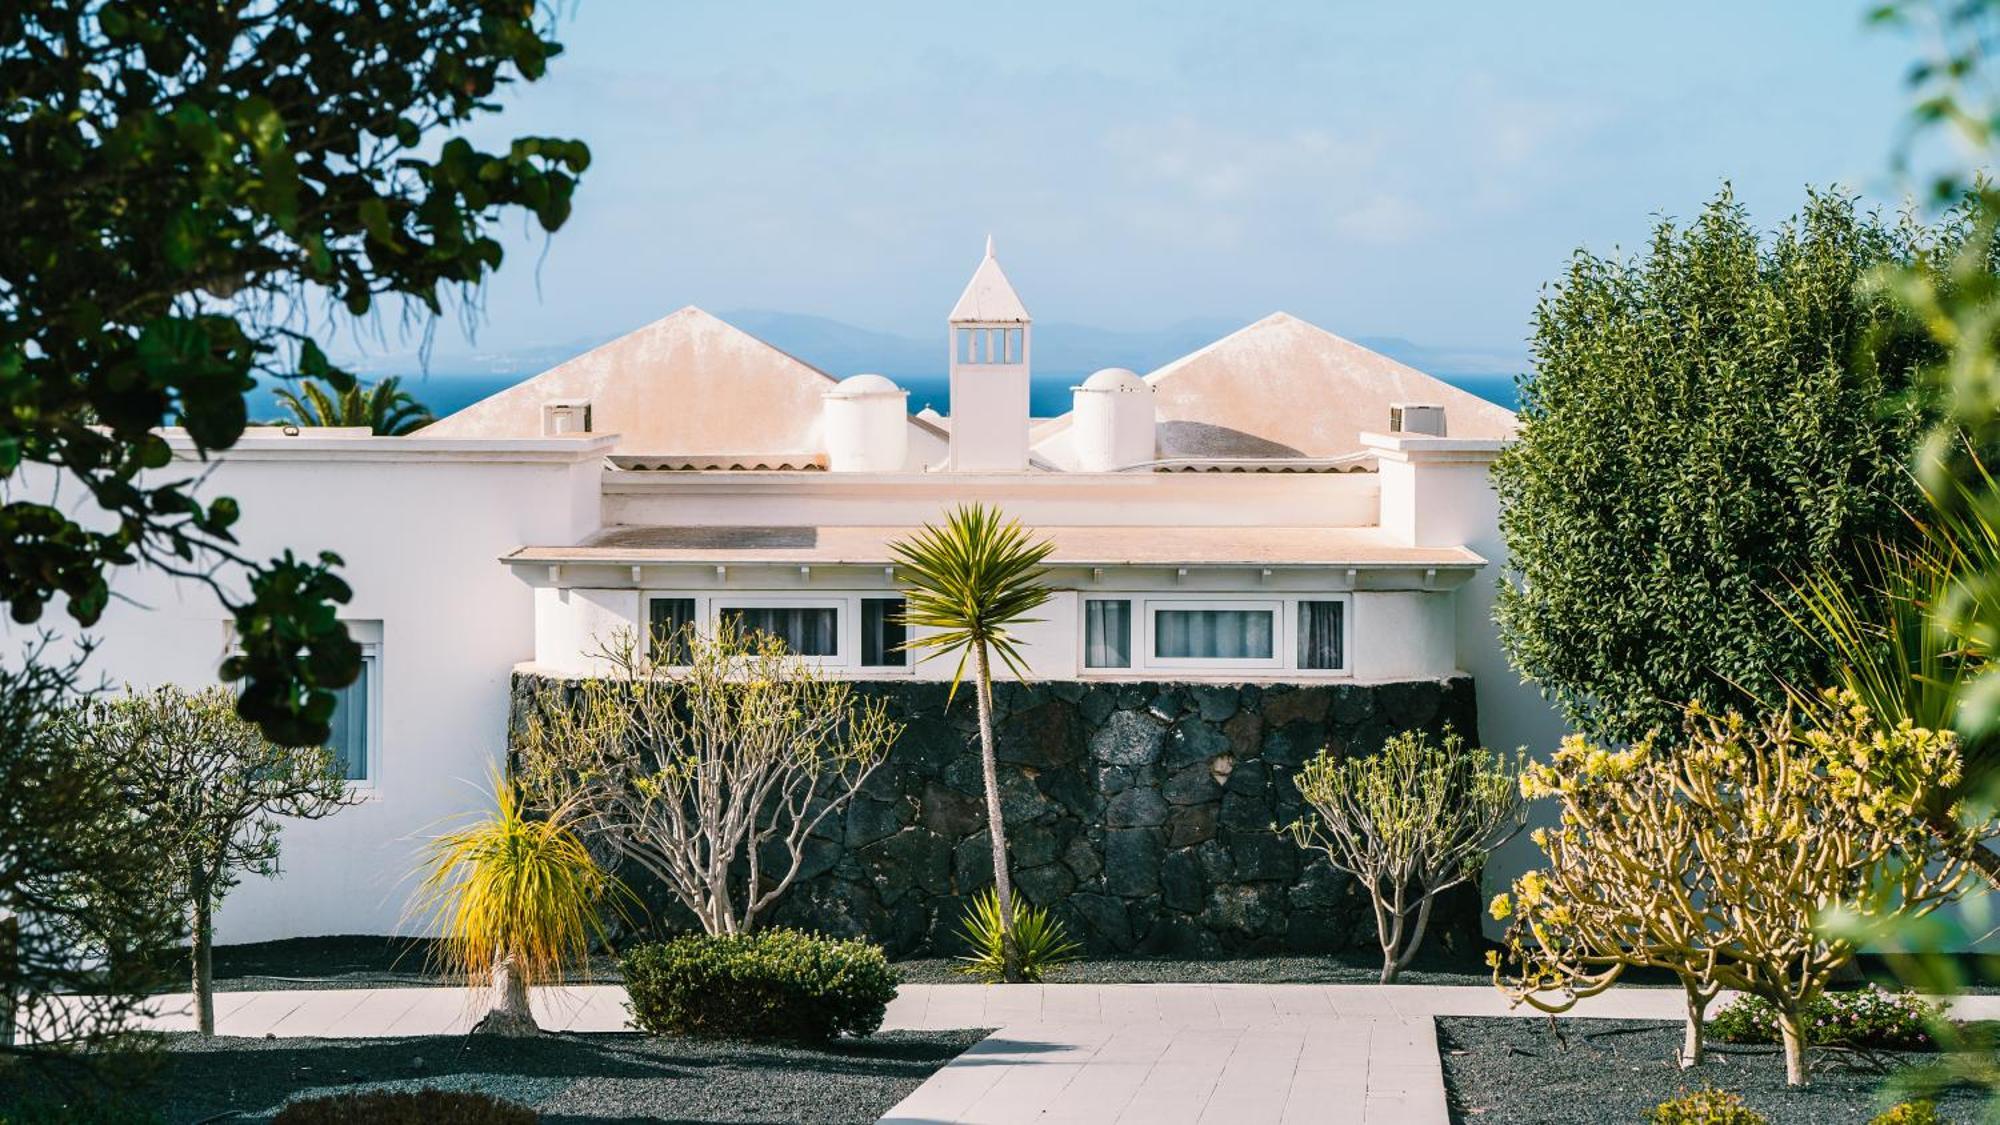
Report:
985,232,995,258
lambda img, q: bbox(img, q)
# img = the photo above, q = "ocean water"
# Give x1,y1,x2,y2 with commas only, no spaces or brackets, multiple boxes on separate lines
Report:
250,370,1521,422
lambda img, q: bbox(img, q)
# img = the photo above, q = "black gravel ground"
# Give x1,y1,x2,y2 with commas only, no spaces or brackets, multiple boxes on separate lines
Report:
1,1029,987,1124
1438,1017,1992,1124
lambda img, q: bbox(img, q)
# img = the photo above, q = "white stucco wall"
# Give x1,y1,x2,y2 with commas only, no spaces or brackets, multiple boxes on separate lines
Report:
45,434,612,942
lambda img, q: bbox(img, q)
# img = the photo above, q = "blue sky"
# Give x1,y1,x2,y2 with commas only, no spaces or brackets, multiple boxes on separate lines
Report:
375,2,1924,368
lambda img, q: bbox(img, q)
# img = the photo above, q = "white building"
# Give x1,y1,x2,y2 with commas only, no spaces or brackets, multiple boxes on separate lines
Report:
79,242,1564,945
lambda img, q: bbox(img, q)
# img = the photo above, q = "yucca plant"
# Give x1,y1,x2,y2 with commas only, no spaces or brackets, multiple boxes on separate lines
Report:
271,375,435,435
1783,453,2000,886
890,504,1053,984
955,887,1080,984
409,776,621,1036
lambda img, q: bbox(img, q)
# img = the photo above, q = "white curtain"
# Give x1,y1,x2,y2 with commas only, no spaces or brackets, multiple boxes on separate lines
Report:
326,658,370,780
1296,601,1344,670
1084,600,1132,668
725,606,839,656
1154,609,1272,660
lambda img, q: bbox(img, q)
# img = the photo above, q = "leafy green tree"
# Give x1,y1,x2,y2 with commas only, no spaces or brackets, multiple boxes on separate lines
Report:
0,1,588,744
890,504,1053,985
63,685,354,1036
270,375,435,435
0,656,179,1055
1494,187,1950,743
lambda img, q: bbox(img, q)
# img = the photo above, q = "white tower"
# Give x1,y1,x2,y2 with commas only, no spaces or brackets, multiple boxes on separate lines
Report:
946,236,1031,471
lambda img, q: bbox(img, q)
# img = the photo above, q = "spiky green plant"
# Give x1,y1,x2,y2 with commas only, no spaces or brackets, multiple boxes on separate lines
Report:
271,375,435,435
1783,453,2000,884
889,504,1053,984
409,776,620,1035
955,887,1080,984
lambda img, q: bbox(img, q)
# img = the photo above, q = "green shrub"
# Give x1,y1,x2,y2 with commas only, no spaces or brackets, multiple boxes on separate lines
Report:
1709,987,1940,1051
1646,1088,1769,1125
272,1089,536,1124
1870,1101,1945,1125
956,887,1081,984
622,928,898,1042
0,1098,163,1125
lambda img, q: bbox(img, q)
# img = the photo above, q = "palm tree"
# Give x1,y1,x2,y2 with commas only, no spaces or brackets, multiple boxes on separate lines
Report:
271,375,435,435
409,776,620,1035
890,504,1053,984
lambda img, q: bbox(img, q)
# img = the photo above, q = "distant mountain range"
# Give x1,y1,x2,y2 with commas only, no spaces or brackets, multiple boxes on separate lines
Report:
286,310,1526,420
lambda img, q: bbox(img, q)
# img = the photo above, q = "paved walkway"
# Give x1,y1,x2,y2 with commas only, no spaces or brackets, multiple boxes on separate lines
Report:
95,984,2000,1125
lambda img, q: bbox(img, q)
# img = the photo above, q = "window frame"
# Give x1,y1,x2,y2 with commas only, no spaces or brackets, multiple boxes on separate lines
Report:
1081,596,1134,669
1077,593,1354,679
641,592,914,674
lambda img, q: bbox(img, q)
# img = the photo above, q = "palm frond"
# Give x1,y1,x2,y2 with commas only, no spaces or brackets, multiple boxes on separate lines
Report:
888,503,1054,696
268,376,435,435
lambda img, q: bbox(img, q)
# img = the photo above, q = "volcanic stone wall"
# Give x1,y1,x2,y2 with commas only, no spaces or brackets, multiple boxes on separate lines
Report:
510,674,1482,957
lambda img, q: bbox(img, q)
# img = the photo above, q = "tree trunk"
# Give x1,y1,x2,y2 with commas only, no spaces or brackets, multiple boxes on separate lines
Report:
1383,893,1437,984
1930,806,2000,888
1678,984,1710,1069
190,866,215,1038
472,951,540,1036
1776,1006,1808,1087
0,911,16,1050
973,644,1022,984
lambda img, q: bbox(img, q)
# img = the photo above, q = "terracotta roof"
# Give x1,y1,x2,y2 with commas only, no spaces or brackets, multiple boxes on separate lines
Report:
503,524,1484,569
1031,312,1517,463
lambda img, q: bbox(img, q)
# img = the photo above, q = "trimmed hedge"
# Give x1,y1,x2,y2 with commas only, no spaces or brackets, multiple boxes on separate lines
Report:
623,928,899,1042
272,1089,536,1124
1709,987,1940,1051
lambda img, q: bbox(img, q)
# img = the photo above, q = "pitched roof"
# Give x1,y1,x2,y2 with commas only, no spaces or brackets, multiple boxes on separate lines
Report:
1031,312,1517,464
421,307,943,456
948,237,1031,324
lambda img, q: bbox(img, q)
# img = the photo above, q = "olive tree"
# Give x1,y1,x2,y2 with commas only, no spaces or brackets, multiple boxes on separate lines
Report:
1282,730,1524,983
1491,695,1983,1086
1494,187,1953,743
513,625,899,936
63,685,354,1036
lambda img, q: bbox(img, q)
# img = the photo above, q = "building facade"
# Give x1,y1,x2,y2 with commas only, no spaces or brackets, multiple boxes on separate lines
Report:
74,243,1566,947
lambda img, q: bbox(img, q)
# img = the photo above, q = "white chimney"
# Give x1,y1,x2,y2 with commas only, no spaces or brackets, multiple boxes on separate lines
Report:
1072,368,1155,471
946,236,1032,472
823,373,909,472
1389,403,1445,437
542,399,592,435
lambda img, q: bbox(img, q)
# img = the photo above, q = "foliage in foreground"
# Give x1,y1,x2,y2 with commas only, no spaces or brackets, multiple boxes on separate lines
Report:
62,685,353,1036
409,778,620,1036
955,887,1081,984
513,624,898,936
622,929,899,1042
0,1,588,745
890,503,1054,985
1283,729,1524,983
1871,1101,1946,1125
0,657,179,1055
272,1088,535,1125
1491,695,1982,1086
1492,185,1955,745
1709,986,1941,1051
1646,1088,1769,1125
270,376,435,435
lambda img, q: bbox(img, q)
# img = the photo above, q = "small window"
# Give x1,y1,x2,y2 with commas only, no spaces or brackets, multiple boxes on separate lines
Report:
649,597,697,665
326,646,377,782
1084,599,1132,668
722,605,840,657
1297,600,1345,670
861,598,906,667
1153,607,1274,661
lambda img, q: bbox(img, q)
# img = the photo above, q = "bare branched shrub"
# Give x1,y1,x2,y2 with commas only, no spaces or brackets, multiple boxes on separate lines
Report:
1283,729,1525,983
514,623,899,935
1492,694,1985,1087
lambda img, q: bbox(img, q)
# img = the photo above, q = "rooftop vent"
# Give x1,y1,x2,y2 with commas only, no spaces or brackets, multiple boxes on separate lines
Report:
1389,403,1445,437
542,399,592,436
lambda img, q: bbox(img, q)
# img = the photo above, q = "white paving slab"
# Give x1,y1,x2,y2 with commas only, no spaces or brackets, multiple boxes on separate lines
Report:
33,982,2000,1124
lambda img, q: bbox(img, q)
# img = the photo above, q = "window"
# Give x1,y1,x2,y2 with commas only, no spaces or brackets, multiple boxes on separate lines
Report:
1297,600,1345,670
1083,599,1131,668
1152,605,1276,663
861,597,906,667
649,597,696,665
721,604,840,657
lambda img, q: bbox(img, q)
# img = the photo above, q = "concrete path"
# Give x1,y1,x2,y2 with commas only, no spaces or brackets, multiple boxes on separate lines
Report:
82,984,2000,1125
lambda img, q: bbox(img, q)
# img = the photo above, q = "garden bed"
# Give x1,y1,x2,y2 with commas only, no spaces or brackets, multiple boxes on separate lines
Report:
1,1028,985,1124
1438,1016,1989,1123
